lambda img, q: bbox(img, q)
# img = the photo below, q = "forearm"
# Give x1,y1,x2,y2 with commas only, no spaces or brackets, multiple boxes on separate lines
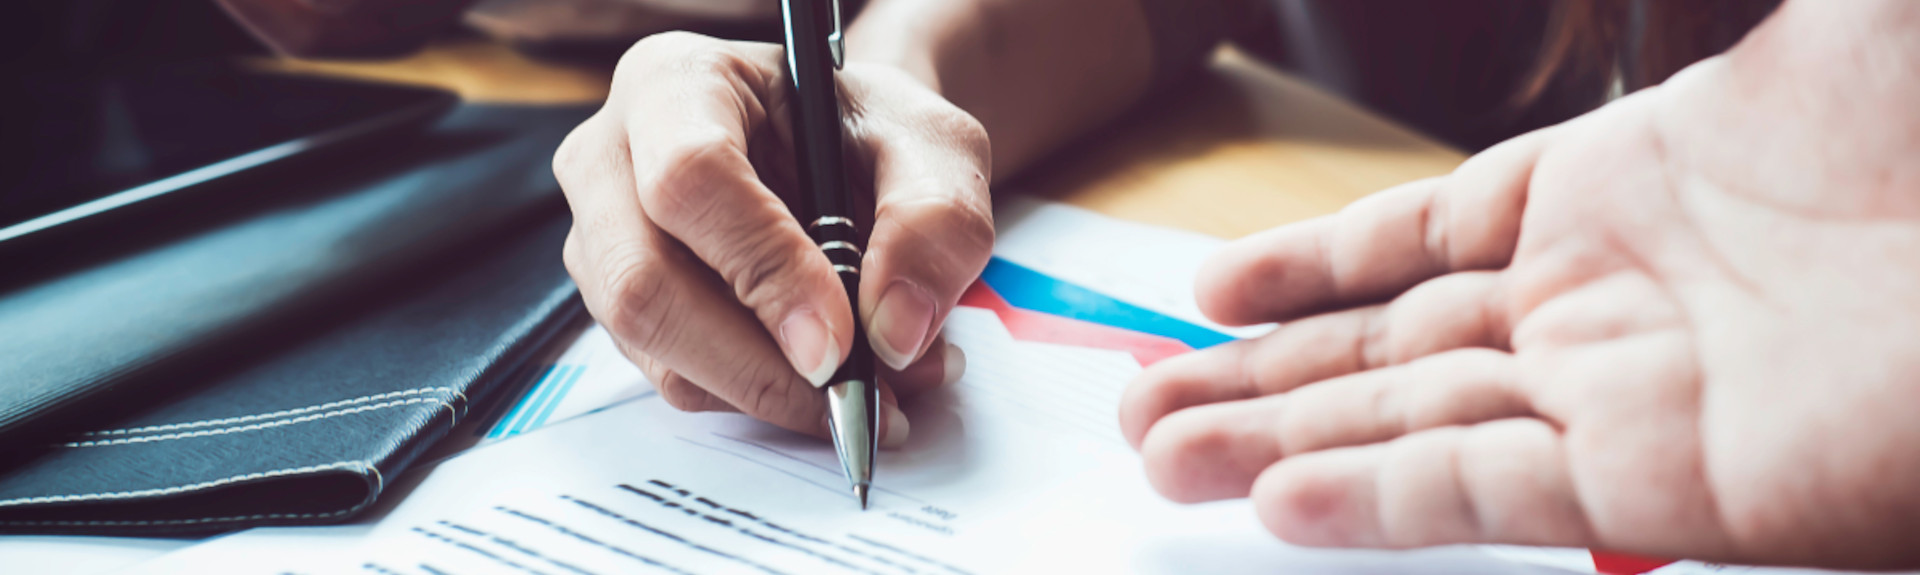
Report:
847,0,1239,179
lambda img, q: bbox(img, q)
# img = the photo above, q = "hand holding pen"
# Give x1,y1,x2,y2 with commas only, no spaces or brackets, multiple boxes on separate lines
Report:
548,25,989,467
779,0,879,507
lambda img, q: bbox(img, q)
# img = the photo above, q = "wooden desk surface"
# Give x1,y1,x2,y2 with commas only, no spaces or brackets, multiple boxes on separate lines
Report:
258,39,1466,240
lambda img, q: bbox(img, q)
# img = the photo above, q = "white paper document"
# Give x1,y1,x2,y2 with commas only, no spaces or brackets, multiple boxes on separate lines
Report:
146,307,1560,575
98,198,1609,574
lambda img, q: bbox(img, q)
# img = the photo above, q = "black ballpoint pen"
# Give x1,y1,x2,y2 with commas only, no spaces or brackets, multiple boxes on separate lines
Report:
779,0,877,510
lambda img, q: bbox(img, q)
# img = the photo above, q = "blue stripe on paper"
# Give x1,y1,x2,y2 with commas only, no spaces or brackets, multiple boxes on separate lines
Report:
525,364,586,432
508,365,576,436
979,257,1233,350
488,365,552,438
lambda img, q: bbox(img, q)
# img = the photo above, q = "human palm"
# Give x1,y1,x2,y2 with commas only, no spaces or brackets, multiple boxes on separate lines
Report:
1119,19,1920,570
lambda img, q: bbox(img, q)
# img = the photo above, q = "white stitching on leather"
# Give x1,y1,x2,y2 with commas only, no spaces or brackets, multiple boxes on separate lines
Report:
0,462,372,507
58,398,449,448
78,387,458,437
0,508,357,527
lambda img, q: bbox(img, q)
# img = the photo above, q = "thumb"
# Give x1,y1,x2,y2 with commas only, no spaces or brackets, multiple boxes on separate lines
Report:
849,77,995,370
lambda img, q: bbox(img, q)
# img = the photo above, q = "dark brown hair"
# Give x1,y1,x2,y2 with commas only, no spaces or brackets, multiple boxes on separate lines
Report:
1517,0,1783,110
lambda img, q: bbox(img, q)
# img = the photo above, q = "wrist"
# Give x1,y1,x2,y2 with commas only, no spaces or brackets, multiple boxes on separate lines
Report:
1732,0,1920,86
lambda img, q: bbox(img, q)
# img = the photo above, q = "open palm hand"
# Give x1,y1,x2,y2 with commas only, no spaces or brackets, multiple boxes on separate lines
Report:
1120,3,1920,568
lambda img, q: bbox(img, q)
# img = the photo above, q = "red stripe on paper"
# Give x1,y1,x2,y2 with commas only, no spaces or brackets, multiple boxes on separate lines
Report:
958,281,1192,367
1592,551,1675,574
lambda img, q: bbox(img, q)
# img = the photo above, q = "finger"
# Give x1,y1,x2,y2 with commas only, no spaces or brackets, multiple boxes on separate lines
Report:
633,327,958,443
1121,271,1512,448
860,338,969,450
627,318,923,450
846,67,996,370
878,336,967,400
615,33,855,387
873,382,909,449
868,338,969,450
555,114,827,436
1251,419,1596,550
617,339,738,414
1138,349,1531,503
1195,129,1552,326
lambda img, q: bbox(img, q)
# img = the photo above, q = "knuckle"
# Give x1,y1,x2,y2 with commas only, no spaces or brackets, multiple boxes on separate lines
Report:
622,342,665,379
924,107,991,157
878,190,996,264
1365,376,1408,438
560,228,587,278
1137,409,1225,503
1418,347,1510,375
595,252,683,356
946,194,997,256
640,137,738,224
729,362,809,426
552,128,586,186
1120,375,1177,424
678,43,756,81
638,142,806,318
655,373,709,412
619,31,715,76
714,226,809,310
642,30,710,51
1356,307,1397,368
614,33,769,112
1120,368,1186,446
620,32,759,93
1252,463,1349,546
551,118,626,195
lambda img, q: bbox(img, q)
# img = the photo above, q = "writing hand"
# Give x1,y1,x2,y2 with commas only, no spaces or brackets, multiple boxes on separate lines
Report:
555,32,991,446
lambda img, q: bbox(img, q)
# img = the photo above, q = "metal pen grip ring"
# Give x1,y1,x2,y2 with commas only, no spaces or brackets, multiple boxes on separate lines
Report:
819,240,862,258
809,216,857,233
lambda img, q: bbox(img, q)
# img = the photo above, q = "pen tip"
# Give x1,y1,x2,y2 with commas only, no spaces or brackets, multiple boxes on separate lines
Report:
853,484,869,510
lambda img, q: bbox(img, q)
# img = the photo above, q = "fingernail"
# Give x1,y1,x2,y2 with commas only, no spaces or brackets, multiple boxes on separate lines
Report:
941,343,966,386
881,402,910,448
869,280,936,371
780,308,840,388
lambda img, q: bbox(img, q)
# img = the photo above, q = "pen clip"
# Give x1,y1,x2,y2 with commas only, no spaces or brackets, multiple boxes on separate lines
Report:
828,0,844,70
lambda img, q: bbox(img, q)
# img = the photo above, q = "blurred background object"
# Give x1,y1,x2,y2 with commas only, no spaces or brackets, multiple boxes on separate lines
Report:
465,0,780,52
212,0,793,60
1,0,458,266
2,0,1782,152
1235,0,1782,151
2,0,264,73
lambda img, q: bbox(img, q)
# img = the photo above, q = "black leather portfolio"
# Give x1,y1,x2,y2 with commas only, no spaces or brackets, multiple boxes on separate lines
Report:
0,104,594,534
0,216,582,535
0,104,591,440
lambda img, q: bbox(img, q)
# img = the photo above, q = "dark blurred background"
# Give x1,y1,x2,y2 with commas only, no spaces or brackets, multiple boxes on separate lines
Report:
3,0,266,74
2,0,1784,154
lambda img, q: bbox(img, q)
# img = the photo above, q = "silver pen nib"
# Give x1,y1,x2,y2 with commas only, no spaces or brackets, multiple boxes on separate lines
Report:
825,379,878,510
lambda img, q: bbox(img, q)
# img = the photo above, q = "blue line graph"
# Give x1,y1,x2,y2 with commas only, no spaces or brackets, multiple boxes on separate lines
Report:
488,364,584,439
522,365,586,434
